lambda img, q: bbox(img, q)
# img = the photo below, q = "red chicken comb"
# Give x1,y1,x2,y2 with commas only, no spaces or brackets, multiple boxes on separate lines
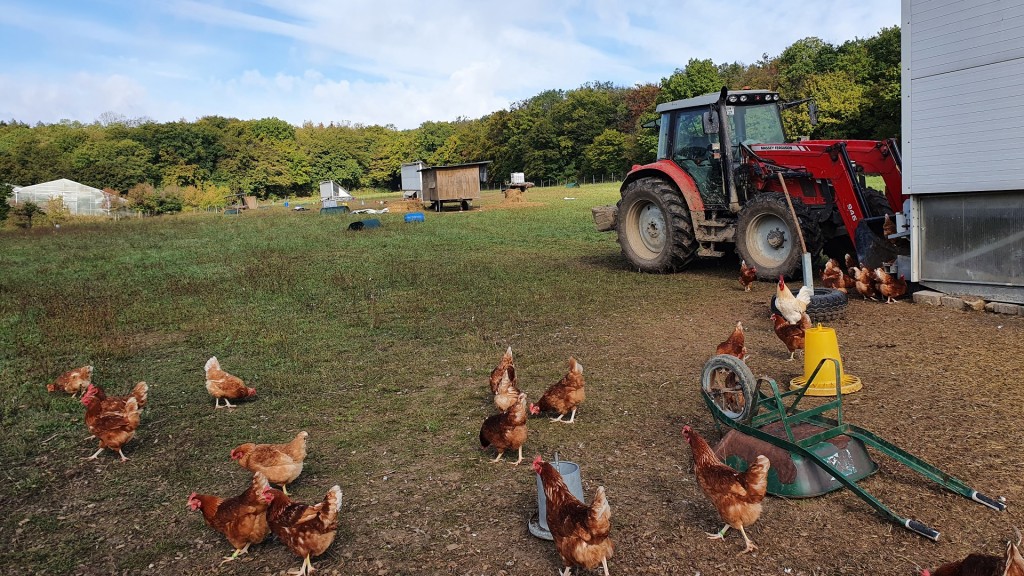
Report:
682,425,692,435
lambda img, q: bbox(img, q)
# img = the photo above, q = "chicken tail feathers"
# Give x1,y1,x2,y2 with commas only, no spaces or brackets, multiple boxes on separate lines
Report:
743,455,771,496
205,356,219,373
131,381,149,408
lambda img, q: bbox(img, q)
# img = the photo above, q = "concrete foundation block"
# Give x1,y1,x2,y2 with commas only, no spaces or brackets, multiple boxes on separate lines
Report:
991,302,1022,315
940,296,967,310
912,290,943,306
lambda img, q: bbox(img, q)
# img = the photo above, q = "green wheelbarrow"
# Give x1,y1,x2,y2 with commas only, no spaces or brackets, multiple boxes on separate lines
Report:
700,354,1006,541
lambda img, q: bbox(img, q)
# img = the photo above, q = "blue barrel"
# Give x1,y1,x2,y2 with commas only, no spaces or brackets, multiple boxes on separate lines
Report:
404,212,425,223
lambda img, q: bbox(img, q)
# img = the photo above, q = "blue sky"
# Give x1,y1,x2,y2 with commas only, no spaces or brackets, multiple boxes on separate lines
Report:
0,1,901,129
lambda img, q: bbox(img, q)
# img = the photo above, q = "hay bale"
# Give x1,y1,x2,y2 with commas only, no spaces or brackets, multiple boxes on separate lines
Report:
385,199,424,214
503,188,524,203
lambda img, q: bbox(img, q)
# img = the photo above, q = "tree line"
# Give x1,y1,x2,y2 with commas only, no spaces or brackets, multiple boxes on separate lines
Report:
0,29,899,213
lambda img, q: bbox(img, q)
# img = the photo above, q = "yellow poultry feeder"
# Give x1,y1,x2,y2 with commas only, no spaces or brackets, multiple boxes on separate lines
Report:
789,324,862,395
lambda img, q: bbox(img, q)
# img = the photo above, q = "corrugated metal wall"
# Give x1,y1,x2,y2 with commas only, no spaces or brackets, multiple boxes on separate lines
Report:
918,191,1024,287
902,0,1024,194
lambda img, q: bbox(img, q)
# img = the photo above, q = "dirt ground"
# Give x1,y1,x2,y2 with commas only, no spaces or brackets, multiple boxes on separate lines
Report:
12,265,1024,576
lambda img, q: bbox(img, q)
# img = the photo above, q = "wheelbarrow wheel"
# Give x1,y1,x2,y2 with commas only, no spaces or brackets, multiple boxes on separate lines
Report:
701,354,758,424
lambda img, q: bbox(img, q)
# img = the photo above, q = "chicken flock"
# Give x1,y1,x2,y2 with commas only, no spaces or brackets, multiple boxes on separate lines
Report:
45,254,1014,576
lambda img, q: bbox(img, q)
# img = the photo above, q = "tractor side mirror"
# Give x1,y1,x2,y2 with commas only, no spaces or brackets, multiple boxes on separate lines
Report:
808,100,818,126
702,110,719,135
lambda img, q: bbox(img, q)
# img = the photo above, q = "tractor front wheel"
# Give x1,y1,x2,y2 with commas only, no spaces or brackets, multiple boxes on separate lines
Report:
616,177,698,272
735,194,823,280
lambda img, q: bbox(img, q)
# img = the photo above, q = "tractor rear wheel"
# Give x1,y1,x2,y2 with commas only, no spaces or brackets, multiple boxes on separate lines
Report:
616,177,698,272
735,193,823,280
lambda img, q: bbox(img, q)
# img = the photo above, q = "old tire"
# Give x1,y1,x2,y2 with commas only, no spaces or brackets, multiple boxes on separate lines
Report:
616,177,698,272
770,287,848,323
736,194,823,280
701,354,758,424
864,188,894,218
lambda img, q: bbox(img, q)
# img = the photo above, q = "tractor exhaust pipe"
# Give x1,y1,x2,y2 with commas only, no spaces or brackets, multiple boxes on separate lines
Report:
715,87,741,213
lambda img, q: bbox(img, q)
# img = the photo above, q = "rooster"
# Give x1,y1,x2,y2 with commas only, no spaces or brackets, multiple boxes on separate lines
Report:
716,321,748,361
489,346,516,394
480,392,529,464
739,260,757,292
533,456,614,576
188,472,271,565
770,312,811,361
264,484,343,576
531,357,585,424
46,365,93,397
874,267,908,303
205,356,256,408
775,276,812,325
682,425,769,555
922,530,1024,576
231,431,308,495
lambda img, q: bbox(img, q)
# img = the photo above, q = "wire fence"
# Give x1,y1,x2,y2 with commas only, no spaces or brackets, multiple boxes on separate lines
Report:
483,174,624,190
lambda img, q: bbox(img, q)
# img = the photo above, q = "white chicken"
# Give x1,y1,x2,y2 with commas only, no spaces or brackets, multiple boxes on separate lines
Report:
775,275,813,325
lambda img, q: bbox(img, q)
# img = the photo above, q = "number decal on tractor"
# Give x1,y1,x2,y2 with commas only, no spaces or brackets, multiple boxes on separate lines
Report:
847,203,858,222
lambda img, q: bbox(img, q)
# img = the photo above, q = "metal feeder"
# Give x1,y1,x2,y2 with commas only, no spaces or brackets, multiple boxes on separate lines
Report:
529,454,584,540
700,354,1005,540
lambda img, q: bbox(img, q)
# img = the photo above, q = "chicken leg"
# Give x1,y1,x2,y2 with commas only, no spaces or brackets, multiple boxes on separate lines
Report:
287,553,314,575
551,408,577,424
215,397,236,409
736,525,758,555
512,446,523,466
220,542,251,565
490,450,506,463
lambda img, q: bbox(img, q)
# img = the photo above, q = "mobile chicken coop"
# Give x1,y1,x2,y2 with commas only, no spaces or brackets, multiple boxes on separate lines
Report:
419,161,490,211
902,0,1024,304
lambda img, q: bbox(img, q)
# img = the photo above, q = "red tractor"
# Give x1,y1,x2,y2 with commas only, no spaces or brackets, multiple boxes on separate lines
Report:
596,87,906,283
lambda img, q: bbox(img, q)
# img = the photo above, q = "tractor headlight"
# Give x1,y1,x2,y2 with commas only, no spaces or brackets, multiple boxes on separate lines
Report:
728,95,737,103
739,95,748,102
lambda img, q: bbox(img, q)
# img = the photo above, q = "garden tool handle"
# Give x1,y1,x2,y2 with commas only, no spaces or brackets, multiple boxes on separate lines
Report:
971,491,1007,512
905,520,940,541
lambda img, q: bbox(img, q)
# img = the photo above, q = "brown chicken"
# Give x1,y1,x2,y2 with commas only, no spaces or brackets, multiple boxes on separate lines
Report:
682,425,769,555
820,259,847,294
493,369,522,412
188,471,271,565
81,385,142,461
844,253,859,277
489,346,516,394
205,356,256,408
480,392,529,465
853,266,879,300
531,357,585,423
264,484,343,576
46,365,93,396
533,456,614,576
231,431,308,495
87,381,149,411
923,533,1024,576
739,260,757,292
770,312,811,361
874,267,908,303
716,321,748,361
883,212,897,238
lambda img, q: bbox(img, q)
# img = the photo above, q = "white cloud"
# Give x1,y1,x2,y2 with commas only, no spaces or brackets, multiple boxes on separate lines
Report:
0,0,901,127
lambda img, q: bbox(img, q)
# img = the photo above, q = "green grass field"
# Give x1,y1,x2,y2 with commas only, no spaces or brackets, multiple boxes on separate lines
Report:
0,182,710,573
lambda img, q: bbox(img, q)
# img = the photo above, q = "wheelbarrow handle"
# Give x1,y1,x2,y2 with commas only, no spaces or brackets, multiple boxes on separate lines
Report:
972,491,1007,512
905,519,940,541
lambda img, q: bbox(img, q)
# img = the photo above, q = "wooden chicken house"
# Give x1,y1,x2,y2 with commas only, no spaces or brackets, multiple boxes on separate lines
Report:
419,161,491,211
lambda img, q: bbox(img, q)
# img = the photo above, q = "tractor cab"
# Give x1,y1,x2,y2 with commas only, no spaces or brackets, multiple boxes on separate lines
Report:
656,89,788,209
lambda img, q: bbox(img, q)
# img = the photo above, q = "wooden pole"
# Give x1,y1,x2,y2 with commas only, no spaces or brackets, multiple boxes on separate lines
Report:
777,172,807,254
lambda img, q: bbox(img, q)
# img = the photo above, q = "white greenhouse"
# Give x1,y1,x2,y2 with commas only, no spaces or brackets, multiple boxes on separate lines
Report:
12,179,112,216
